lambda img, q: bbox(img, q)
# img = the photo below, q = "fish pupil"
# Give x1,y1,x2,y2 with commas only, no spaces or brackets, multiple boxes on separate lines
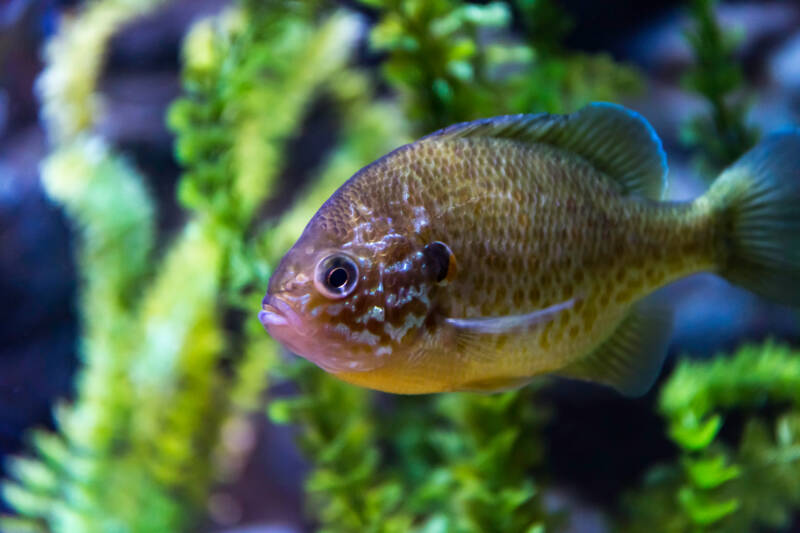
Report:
327,267,349,288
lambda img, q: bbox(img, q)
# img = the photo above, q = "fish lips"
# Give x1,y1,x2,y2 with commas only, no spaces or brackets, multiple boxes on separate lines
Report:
259,293,302,331
259,300,289,328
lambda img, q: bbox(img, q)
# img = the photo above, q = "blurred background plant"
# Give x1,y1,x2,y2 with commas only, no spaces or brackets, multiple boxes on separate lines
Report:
623,342,800,533
679,0,759,179
0,0,798,532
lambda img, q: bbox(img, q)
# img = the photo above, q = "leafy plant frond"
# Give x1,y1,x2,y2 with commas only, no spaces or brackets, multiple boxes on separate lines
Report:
680,0,759,178
623,342,800,533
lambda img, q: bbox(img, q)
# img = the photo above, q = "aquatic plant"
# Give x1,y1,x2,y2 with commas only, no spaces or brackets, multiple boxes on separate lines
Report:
3,0,643,531
618,6,800,532
267,2,640,532
7,1,798,532
1,1,372,531
623,342,800,533
37,0,168,144
424,388,552,533
269,370,552,533
362,0,640,131
680,0,759,177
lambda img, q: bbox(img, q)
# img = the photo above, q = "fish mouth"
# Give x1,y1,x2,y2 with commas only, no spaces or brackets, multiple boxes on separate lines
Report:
258,293,303,329
259,302,289,327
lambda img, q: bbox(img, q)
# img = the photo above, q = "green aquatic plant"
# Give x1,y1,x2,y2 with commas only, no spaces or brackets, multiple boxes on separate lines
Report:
269,360,414,533
37,0,168,143
17,2,796,533
268,373,554,533
1,1,367,531
363,0,640,132
680,0,759,177
619,5,799,530
260,74,415,533
622,342,800,533
426,388,553,533
365,0,530,130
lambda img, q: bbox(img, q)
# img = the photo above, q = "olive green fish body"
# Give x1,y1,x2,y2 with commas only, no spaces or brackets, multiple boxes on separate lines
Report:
319,139,715,392
261,103,800,395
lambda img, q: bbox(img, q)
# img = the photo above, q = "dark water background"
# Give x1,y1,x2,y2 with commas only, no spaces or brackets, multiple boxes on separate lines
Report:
1,1,799,531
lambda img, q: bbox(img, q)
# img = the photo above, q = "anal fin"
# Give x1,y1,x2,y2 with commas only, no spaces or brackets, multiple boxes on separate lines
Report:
556,299,673,396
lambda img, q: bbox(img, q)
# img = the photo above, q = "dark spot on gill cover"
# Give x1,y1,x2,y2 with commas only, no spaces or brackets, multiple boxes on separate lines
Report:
423,242,452,283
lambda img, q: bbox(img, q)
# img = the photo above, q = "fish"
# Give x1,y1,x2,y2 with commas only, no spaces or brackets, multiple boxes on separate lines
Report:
259,102,800,395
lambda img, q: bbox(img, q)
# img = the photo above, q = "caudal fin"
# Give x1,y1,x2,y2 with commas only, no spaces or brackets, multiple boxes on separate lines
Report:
709,130,800,305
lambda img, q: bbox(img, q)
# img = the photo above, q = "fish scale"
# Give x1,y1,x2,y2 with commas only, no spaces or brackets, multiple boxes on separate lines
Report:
260,103,800,395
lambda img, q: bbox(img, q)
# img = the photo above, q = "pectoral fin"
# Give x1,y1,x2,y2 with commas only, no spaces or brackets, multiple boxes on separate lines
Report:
445,298,576,335
556,299,673,396
445,298,577,364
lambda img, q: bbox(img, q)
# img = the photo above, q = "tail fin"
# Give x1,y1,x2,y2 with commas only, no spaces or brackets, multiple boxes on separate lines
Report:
708,130,800,305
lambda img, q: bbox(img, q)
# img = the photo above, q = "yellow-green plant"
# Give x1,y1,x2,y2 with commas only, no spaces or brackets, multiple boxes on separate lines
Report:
2,0,643,531
619,5,800,531
623,342,800,533
13,2,797,533
363,0,641,131
1,1,386,531
262,3,641,532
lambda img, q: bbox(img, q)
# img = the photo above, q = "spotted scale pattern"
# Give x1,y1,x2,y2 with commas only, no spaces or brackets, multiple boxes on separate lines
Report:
296,136,720,393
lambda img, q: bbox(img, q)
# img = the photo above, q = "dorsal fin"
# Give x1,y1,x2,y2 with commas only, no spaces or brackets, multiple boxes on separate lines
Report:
423,102,668,200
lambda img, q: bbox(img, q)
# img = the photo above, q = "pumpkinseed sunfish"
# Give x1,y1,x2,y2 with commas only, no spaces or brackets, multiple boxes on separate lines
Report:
259,103,800,395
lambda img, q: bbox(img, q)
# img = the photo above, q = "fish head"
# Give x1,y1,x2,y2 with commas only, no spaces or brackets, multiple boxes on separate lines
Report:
259,226,377,373
260,202,453,375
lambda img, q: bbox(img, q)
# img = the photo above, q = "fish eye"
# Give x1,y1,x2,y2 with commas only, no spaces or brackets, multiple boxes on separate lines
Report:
315,254,358,299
